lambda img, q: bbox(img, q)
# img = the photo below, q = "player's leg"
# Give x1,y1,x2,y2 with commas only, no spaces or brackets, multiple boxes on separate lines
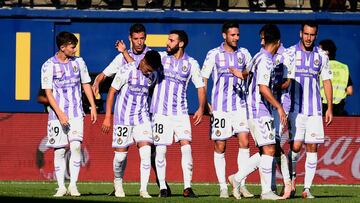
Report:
47,119,69,197
112,124,133,197
67,117,84,196
134,121,155,198
174,115,197,198
150,144,171,195
302,115,324,199
152,114,173,197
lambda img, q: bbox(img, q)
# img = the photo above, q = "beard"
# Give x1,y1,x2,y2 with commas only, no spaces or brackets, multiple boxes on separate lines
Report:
166,45,180,55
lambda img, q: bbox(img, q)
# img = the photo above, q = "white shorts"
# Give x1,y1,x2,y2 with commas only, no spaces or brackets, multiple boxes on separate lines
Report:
46,117,83,148
288,113,325,144
210,110,249,141
152,114,192,145
248,116,276,147
272,109,289,141
112,121,153,148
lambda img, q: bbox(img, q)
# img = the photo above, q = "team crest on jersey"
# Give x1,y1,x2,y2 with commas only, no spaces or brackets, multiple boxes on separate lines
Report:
117,138,123,145
314,59,319,66
239,122,245,126
311,133,316,137
215,129,221,136
154,135,160,142
182,65,188,72
73,66,78,72
269,133,274,140
49,138,55,144
238,57,243,64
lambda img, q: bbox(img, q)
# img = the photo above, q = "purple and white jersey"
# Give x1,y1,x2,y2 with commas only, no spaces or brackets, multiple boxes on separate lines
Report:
112,62,157,126
201,43,251,112
150,51,204,116
272,44,295,112
246,48,275,119
103,46,150,77
288,42,332,116
41,55,91,121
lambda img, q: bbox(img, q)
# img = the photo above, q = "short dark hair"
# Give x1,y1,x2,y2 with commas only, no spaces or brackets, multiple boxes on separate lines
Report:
301,21,318,34
222,21,239,34
56,31,78,49
144,50,161,71
319,39,337,60
169,30,188,49
262,24,281,44
129,23,146,35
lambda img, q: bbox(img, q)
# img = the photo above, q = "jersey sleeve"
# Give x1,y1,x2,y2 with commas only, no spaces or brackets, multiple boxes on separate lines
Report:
189,58,205,88
103,53,125,77
257,58,272,86
41,60,54,89
320,52,332,81
283,51,295,79
243,48,252,70
111,64,134,91
77,57,91,84
201,49,216,79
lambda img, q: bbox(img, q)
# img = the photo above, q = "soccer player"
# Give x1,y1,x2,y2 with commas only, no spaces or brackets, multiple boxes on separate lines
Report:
92,23,171,196
101,50,162,198
41,31,97,197
151,30,206,198
259,25,294,198
228,24,287,200
201,21,253,198
287,22,333,199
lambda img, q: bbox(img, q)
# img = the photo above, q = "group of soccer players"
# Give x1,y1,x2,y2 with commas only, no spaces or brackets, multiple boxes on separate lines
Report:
41,20,333,200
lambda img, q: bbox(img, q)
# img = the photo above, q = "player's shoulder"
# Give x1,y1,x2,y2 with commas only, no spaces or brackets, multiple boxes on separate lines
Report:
286,45,296,54
158,51,168,59
238,47,250,54
206,47,221,56
317,46,328,57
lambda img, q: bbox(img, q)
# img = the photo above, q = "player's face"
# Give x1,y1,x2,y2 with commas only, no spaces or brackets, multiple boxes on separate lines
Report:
260,31,265,48
223,27,239,49
166,34,181,55
60,43,77,57
300,25,317,50
130,32,146,54
139,59,154,76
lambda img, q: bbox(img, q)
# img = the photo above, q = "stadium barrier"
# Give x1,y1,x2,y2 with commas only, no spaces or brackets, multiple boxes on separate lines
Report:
0,113,359,184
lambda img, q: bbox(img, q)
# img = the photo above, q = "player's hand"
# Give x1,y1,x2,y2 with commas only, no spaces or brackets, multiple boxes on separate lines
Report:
58,112,69,126
325,109,333,126
228,67,244,79
101,117,111,134
193,108,203,126
277,107,287,127
92,82,99,97
90,107,97,124
115,40,126,53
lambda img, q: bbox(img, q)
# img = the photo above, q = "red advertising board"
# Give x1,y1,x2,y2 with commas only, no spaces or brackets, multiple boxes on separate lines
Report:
0,113,359,184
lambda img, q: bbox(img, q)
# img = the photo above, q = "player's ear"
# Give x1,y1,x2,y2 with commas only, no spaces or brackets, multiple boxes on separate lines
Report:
179,41,184,49
222,32,226,40
299,30,302,39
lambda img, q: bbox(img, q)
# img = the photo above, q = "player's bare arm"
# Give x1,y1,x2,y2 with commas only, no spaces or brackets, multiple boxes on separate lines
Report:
202,77,212,114
116,40,135,63
44,89,69,126
193,87,206,126
102,87,116,134
259,84,286,126
82,83,98,124
92,72,106,96
323,79,333,126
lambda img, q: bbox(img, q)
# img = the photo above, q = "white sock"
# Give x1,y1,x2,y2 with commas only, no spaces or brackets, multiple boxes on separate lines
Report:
139,145,151,192
113,151,128,181
237,148,250,187
69,141,81,187
304,152,317,189
271,157,278,191
259,154,274,194
181,144,193,189
288,150,299,180
155,145,167,190
234,152,260,182
214,152,227,190
54,148,66,188
280,153,291,183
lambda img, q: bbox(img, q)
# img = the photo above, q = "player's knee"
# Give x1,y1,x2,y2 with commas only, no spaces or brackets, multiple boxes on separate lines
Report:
139,145,151,160
214,141,226,153
114,151,128,162
156,145,167,157
70,141,81,153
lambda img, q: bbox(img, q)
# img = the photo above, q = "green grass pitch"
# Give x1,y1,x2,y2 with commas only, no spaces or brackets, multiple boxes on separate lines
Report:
0,181,359,202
